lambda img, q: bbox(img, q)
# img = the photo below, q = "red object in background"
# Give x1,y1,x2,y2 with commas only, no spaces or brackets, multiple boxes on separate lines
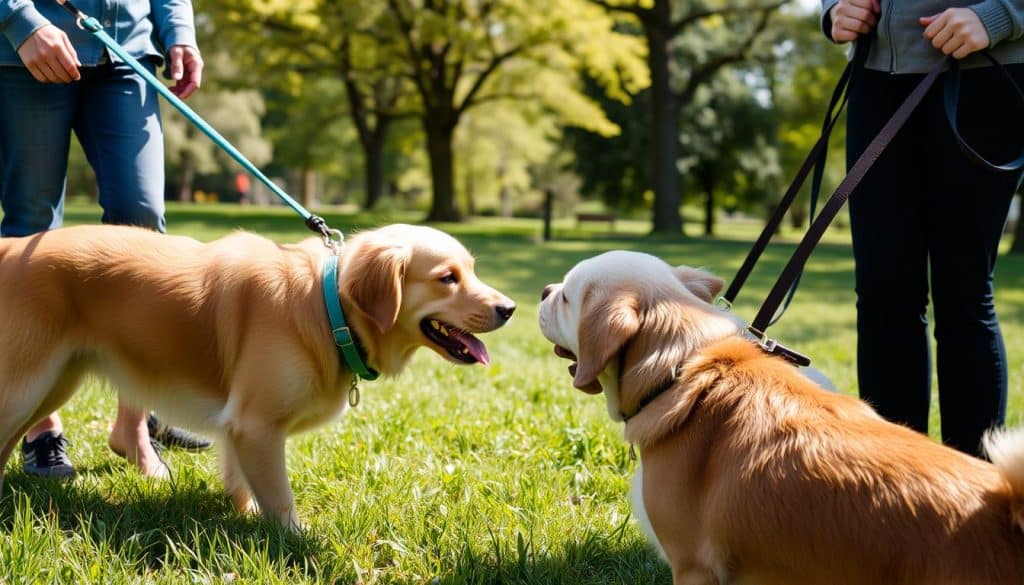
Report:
234,172,251,205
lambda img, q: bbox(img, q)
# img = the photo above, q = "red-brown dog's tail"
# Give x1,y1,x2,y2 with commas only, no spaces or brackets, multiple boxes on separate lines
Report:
984,427,1024,532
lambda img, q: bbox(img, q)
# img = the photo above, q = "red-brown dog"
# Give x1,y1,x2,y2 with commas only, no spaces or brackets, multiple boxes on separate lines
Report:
539,250,1024,584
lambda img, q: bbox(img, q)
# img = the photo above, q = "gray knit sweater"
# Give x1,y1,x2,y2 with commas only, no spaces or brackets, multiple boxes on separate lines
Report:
821,0,1024,72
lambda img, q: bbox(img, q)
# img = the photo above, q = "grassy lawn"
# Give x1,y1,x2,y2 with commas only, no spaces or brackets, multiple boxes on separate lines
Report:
2,202,1023,584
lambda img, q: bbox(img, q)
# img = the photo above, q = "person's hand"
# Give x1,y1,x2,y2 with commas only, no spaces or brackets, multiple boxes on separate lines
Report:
920,8,990,59
167,45,203,99
17,24,81,83
829,0,881,43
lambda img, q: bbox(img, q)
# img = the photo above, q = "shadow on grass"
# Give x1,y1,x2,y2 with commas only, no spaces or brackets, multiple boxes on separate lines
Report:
0,472,327,578
441,527,671,585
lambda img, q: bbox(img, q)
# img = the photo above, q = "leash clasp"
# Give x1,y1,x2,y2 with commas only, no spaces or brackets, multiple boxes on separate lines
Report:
747,326,812,367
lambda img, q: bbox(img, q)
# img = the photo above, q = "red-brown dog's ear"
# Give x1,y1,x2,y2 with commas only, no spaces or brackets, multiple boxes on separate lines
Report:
573,290,640,393
342,240,411,334
673,266,724,303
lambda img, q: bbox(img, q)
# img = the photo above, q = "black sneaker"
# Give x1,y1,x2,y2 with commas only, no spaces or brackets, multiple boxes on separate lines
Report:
22,431,75,479
147,414,212,451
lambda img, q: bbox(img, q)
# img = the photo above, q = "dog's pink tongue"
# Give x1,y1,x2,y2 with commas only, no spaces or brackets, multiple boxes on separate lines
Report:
453,330,490,365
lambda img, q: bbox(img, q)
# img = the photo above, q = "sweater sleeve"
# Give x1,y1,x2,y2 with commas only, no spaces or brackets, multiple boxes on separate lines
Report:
0,0,50,52
821,0,841,42
149,0,197,53
970,0,1024,47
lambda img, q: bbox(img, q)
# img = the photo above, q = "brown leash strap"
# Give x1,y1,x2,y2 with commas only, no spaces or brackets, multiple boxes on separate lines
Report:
748,58,948,365
723,40,868,311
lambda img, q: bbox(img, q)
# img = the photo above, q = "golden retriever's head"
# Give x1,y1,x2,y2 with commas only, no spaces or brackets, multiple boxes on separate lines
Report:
338,224,515,374
538,251,740,421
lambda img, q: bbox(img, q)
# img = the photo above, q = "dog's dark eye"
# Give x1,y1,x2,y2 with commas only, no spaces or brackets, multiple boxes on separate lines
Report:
439,272,458,285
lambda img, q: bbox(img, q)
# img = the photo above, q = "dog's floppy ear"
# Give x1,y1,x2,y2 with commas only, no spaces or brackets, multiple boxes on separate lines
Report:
342,239,411,334
673,266,724,303
574,289,640,394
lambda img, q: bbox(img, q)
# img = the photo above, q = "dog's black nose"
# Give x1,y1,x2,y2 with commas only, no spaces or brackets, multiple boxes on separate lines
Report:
541,285,556,301
496,303,516,322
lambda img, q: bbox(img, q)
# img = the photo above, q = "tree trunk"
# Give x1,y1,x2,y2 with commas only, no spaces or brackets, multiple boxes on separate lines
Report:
645,5,684,236
702,169,716,236
362,119,391,211
464,165,477,217
177,150,195,202
364,136,385,210
424,114,461,222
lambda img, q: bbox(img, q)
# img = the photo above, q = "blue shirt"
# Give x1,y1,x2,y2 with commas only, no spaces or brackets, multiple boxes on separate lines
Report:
0,0,196,67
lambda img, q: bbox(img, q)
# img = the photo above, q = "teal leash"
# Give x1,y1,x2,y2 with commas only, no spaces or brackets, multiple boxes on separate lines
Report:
54,0,378,400
55,0,339,244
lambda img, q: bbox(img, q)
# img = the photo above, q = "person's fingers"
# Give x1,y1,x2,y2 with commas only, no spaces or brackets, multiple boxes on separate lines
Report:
55,48,79,81
837,14,872,35
173,50,203,99
871,0,880,13
25,63,48,83
942,37,966,57
38,60,64,83
61,33,81,67
919,14,937,26
843,5,877,28
832,28,857,42
171,80,197,99
929,21,955,48
952,41,975,59
168,46,184,81
922,12,946,39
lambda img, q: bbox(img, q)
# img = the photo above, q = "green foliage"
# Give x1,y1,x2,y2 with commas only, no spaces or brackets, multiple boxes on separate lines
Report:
200,0,649,219
767,10,851,228
566,75,652,212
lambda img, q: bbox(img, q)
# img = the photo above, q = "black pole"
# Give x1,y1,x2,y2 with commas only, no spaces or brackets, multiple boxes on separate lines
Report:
542,188,554,242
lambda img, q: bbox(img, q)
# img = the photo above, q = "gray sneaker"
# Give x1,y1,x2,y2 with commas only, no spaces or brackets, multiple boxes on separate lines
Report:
22,430,75,479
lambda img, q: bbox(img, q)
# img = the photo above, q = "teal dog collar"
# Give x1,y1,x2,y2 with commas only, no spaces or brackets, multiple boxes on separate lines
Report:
322,255,380,381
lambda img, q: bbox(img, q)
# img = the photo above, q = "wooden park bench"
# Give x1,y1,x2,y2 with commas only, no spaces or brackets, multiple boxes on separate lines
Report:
575,212,617,231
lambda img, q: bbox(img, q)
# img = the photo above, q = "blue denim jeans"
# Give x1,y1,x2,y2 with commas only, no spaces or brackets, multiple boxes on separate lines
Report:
0,59,165,236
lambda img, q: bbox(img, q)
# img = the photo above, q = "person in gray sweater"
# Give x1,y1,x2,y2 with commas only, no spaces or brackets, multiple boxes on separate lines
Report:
821,0,1024,458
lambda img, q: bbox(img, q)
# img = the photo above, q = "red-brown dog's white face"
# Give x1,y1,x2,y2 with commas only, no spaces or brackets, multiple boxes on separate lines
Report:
538,251,729,421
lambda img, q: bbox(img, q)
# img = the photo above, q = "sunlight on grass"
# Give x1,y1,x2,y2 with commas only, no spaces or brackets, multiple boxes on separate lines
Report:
2,202,1023,583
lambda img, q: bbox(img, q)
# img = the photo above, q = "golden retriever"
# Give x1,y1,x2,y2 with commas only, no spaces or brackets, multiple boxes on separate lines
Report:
0,223,514,529
538,250,1024,584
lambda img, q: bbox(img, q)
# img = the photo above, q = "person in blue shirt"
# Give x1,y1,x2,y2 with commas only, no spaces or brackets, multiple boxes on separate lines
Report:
0,0,209,478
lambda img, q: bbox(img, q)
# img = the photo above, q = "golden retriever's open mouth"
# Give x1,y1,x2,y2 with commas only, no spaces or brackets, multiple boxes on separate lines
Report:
421,318,490,365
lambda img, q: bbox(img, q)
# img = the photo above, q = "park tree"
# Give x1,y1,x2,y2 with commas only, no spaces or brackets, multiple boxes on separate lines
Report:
589,0,788,235
202,1,417,210
567,76,652,213
161,85,271,202
206,0,646,221
381,0,647,221
678,70,781,236
258,77,362,207
455,102,558,217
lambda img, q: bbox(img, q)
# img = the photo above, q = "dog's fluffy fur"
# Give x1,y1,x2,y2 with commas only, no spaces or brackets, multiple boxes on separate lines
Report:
539,250,1024,584
0,223,513,529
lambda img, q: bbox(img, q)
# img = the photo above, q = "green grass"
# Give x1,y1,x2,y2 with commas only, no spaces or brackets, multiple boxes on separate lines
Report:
2,202,1024,584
